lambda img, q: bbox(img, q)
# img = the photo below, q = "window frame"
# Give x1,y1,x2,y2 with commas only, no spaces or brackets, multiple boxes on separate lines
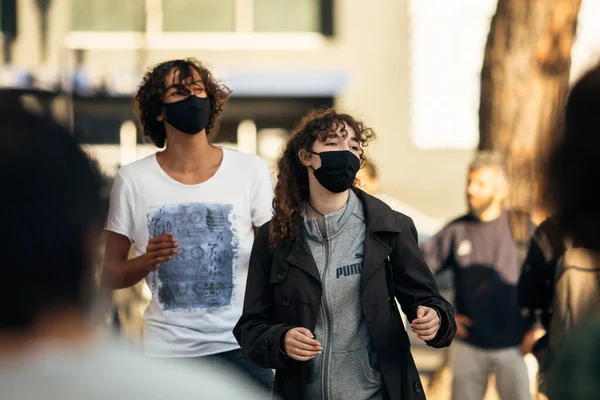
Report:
66,0,334,51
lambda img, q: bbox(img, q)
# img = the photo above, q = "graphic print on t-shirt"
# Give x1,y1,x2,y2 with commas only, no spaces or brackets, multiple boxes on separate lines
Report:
147,202,238,311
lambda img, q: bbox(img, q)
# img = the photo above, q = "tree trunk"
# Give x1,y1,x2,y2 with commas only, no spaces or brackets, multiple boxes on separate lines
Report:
479,0,582,213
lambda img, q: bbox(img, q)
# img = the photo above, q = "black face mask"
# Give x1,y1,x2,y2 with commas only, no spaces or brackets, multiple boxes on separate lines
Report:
163,96,210,135
311,150,361,193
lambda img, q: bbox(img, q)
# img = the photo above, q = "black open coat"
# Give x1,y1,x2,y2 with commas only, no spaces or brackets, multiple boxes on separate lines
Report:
234,190,456,399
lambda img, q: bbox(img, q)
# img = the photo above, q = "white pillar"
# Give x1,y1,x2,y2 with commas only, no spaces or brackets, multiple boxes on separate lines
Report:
237,119,257,154
120,120,137,166
257,127,287,165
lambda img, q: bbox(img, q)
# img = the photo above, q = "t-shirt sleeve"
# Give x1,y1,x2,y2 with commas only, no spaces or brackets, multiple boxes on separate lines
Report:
422,226,454,274
105,172,135,242
250,157,274,227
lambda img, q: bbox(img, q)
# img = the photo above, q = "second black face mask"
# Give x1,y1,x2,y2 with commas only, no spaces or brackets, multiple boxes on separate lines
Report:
311,150,361,193
163,96,211,135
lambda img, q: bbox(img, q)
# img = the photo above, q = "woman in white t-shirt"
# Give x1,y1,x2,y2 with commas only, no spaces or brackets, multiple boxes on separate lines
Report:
102,58,275,391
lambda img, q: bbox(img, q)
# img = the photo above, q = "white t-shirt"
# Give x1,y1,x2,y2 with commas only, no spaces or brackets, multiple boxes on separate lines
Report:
106,147,273,357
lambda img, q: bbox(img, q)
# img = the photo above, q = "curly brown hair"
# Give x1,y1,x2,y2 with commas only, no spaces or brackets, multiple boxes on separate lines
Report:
269,107,376,249
134,58,231,148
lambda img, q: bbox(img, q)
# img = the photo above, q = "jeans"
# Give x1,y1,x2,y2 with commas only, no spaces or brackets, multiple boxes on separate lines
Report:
451,341,531,400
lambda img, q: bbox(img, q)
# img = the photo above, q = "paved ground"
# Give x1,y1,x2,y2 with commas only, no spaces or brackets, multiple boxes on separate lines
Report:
407,287,504,399
411,335,540,400
412,342,500,400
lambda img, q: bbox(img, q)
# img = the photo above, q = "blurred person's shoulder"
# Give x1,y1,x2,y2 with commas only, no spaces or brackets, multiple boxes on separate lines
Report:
115,153,158,183
221,146,270,174
103,341,268,399
0,338,268,400
443,214,473,228
430,214,474,239
376,193,444,235
357,190,415,229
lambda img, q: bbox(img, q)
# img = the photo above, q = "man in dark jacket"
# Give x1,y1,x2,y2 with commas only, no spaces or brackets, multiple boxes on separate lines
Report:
423,152,537,400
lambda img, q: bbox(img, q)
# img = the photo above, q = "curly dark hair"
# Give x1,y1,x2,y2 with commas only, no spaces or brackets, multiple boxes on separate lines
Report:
269,107,376,249
134,58,231,147
543,63,600,249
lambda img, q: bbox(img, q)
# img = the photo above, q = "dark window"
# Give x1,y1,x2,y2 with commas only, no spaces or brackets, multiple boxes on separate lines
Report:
161,0,334,35
71,0,145,31
72,96,140,144
163,0,236,32
253,0,322,33
0,0,17,36
72,96,333,145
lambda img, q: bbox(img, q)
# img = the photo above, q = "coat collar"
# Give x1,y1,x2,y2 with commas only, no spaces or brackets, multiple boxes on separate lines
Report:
284,188,402,287
285,233,321,282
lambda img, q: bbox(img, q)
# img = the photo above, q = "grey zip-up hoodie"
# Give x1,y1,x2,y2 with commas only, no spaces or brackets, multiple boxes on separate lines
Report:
303,191,384,400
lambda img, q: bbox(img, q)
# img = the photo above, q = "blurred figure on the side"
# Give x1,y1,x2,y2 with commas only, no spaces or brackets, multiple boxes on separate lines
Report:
356,160,443,242
423,152,540,400
518,63,600,400
101,59,275,390
0,103,268,400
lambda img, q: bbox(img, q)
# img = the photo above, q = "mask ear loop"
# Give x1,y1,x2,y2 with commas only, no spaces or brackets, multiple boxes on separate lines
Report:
305,151,324,214
307,150,321,172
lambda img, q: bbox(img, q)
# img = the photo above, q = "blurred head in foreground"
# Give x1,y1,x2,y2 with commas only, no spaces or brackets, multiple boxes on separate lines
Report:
0,101,102,338
544,63,600,250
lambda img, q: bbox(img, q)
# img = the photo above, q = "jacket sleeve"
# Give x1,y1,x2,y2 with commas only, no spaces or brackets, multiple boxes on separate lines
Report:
233,223,296,369
391,215,457,348
517,218,564,328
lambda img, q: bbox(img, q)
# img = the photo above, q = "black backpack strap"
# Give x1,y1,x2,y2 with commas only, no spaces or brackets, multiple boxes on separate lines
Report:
540,218,567,262
509,209,531,265
382,232,401,316
384,255,397,306
534,217,566,286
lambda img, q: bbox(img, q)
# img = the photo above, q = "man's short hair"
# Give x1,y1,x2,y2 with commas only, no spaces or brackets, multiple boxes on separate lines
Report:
469,151,508,181
469,151,506,171
0,100,102,330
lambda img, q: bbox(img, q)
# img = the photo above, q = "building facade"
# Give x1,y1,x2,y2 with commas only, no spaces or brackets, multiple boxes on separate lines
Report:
3,0,600,223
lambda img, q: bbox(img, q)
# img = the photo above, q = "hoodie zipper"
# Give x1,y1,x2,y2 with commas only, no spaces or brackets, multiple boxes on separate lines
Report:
320,233,333,400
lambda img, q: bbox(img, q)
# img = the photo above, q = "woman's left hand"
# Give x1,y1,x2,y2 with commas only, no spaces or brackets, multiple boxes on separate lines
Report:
410,306,440,341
